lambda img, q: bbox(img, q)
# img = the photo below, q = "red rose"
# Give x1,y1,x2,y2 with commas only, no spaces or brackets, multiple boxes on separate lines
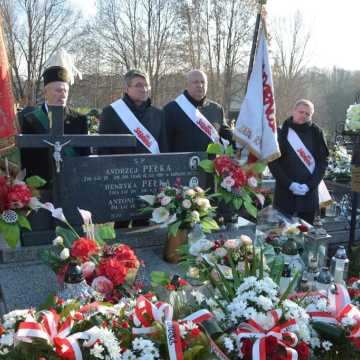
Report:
295,341,310,359
70,237,99,261
214,155,233,174
97,257,128,286
92,276,114,295
6,183,32,209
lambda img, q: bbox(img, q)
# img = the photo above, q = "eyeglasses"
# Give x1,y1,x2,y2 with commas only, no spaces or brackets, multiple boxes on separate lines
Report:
129,83,151,90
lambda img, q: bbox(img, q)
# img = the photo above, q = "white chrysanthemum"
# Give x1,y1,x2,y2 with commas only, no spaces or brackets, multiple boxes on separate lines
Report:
0,333,14,347
122,350,136,360
223,336,235,352
179,324,187,337
322,340,333,351
213,308,226,322
90,343,105,359
3,310,28,329
89,328,121,359
132,337,160,359
191,290,205,304
255,295,273,311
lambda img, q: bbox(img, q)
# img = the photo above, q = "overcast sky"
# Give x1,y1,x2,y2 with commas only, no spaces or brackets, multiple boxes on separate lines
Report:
69,0,360,71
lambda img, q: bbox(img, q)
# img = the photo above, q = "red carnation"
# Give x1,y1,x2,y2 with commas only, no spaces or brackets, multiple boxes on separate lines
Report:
70,237,99,261
97,257,128,286
189,327,201,337
113,244,139,268
231,167,247,188
295,341,310,359
178,278,188,287
6,183,32,209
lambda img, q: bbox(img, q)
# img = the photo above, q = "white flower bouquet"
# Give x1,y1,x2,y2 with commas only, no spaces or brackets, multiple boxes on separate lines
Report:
139,181,219,236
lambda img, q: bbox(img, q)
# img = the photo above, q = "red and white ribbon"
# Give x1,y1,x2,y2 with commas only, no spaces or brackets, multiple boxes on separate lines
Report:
308,283,360,348
16,310,101,360
132,296,213,360
235,309,299,360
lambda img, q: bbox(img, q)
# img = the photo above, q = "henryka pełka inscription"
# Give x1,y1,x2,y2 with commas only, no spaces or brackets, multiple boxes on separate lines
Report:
60,152,207,224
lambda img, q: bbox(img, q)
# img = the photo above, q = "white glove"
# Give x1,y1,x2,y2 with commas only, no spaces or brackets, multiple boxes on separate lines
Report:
299,184,309,193
289,182,307,196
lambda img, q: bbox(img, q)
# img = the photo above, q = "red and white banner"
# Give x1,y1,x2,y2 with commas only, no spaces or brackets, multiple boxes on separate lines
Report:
234,28,280,162
0,17,17,154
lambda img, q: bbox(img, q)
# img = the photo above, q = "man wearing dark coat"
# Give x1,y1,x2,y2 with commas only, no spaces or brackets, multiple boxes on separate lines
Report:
19,49,88,185
268,99,329,224
99,69,167,154
164,69,233,152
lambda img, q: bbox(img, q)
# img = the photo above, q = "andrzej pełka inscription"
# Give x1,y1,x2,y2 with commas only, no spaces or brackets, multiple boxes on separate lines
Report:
60,152,207,224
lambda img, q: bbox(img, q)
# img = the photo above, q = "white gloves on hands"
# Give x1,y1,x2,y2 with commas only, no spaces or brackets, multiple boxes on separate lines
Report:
289,182,309,196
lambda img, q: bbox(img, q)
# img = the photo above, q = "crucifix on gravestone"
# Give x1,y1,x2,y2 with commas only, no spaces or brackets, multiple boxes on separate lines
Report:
16,106,136,207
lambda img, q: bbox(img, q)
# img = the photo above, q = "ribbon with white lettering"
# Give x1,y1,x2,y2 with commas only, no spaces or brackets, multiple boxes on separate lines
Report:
287,128,331,206
175,94,221,144
110,99,160,154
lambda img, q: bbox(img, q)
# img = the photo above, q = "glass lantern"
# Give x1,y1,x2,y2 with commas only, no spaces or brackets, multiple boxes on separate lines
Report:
303,217,331,268
58,261,98,302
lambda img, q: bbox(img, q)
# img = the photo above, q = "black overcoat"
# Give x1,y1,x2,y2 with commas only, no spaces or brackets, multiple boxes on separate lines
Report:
98,94,167,154
164,90,233,152
268,117,329,214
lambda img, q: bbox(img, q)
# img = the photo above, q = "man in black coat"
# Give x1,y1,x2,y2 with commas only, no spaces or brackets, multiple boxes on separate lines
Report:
19,49,88,185
268,99,329,224
99,69,167,154
164,69,233,152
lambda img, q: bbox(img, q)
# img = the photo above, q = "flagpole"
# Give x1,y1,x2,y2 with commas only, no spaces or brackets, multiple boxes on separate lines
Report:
245,0,267,92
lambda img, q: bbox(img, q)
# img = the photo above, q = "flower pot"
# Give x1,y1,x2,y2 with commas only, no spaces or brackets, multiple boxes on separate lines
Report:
164,229,188,263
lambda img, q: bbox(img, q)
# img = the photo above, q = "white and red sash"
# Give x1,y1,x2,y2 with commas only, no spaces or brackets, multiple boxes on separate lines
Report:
110,99,160,154
175,94,221,144
287,127,331,206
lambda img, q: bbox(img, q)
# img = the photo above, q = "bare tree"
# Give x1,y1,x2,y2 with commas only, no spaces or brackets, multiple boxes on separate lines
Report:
0,0,83,106
271,11,312,122
177,0,256,114
92,0,178,104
